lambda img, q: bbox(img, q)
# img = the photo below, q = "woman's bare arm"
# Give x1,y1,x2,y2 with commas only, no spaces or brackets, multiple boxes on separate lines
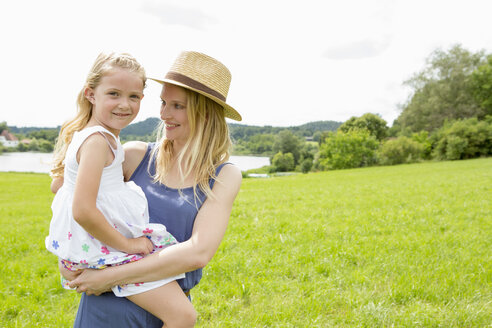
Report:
69,163,242,295
122,141,148,181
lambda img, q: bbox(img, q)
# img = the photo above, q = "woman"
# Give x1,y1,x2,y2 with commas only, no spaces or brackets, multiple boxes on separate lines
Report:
68,51,243,327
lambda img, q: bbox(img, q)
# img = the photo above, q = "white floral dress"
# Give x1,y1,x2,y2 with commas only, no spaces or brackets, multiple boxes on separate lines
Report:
45,125,184,296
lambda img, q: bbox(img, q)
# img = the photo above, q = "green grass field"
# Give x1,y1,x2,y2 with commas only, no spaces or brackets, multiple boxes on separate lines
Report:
1,158,491,327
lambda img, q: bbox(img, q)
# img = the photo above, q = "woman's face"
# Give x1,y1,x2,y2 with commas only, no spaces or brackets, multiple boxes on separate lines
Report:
160,83,190,147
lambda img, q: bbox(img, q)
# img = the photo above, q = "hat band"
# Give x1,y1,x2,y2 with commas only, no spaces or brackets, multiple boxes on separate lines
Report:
165,72,226,102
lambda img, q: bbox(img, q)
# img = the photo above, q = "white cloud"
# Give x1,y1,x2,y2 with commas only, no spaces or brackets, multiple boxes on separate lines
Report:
324,37,392,60
140,1,218,30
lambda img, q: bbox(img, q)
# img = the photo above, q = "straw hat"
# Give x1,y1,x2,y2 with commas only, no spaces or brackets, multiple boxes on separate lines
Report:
151,51,242,121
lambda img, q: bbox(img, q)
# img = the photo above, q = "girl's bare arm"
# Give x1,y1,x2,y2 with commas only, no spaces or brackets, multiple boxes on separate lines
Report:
51,176,64,194
72,134,152,255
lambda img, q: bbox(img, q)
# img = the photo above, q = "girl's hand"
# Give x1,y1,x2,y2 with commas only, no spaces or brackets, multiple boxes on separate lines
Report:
124,236,154,255
68,268,114,296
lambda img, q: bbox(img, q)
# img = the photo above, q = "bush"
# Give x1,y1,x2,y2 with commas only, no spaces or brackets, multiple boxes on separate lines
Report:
16,142,28,152
316,130,379,170
411,131,433,159
28,138,39,151
272,152,295,172
299,158,313,173
378,136,425,165
38,139,54,152
432,117,492,160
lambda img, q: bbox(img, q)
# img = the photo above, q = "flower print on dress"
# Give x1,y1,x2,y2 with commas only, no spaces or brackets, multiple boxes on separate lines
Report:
156,235,177,248
82,244,90,252
101,246,110,255
52,240,60,250
68,232,72,240
142,228,153,234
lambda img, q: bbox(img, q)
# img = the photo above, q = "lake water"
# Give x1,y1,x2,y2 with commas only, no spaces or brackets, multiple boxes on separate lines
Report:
0,152,270,173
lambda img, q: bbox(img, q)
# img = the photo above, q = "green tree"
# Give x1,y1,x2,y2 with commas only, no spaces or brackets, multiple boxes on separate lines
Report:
396,44,486,133
339,113,389,141
273,130,303,164
316,130,379,170
28,138,39,151
0,121,8,134
272,152,295,172
295,143,318,173
469,55,492,117
312,131,323,142
28,129,59,143
246,134,275,154
317,131,333,145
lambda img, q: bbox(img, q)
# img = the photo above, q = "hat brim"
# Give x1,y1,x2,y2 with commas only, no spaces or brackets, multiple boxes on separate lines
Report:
150,78,242,121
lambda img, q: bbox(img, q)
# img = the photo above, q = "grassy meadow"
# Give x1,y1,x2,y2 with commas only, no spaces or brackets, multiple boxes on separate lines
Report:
0,158,491,327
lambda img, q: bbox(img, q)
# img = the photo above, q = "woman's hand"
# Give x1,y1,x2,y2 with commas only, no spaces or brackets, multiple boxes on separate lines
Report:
124,236,154,255
59,260,82,281
68,267,115,296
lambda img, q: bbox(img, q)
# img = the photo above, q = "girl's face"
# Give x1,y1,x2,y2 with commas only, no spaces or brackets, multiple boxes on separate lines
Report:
85,67,144,137
160,83,190,148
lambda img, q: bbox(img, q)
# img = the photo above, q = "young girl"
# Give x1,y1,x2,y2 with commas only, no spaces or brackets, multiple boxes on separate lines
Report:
45,52,197,327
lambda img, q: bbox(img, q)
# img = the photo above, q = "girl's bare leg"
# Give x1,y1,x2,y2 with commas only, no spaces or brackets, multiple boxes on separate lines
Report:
126,280,197,328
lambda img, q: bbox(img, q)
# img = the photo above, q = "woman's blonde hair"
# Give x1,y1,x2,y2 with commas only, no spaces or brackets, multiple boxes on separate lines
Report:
51,52,146,177
152,86,232,202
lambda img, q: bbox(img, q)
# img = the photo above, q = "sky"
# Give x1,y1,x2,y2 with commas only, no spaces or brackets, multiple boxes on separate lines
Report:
1,0,492,128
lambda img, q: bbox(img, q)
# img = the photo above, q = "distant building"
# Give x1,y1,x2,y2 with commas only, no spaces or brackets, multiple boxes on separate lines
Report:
0,130,19,147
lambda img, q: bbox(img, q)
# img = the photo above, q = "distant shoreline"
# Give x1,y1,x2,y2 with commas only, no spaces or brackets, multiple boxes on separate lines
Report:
0,152,270,173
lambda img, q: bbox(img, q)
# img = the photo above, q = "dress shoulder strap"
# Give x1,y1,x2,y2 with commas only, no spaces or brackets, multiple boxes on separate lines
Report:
83,125,118,143
96,131,117,157
69,126,120,158
209,162,233,189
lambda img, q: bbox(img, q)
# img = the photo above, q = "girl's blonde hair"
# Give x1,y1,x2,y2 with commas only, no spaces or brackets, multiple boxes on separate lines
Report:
151,86,232,202
51,52,146,177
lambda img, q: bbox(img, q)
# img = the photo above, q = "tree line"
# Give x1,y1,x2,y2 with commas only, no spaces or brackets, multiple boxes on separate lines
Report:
237,44,491,174
0,119,341,156
2,44,491,171
0,122,58,154
308,44,492,173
